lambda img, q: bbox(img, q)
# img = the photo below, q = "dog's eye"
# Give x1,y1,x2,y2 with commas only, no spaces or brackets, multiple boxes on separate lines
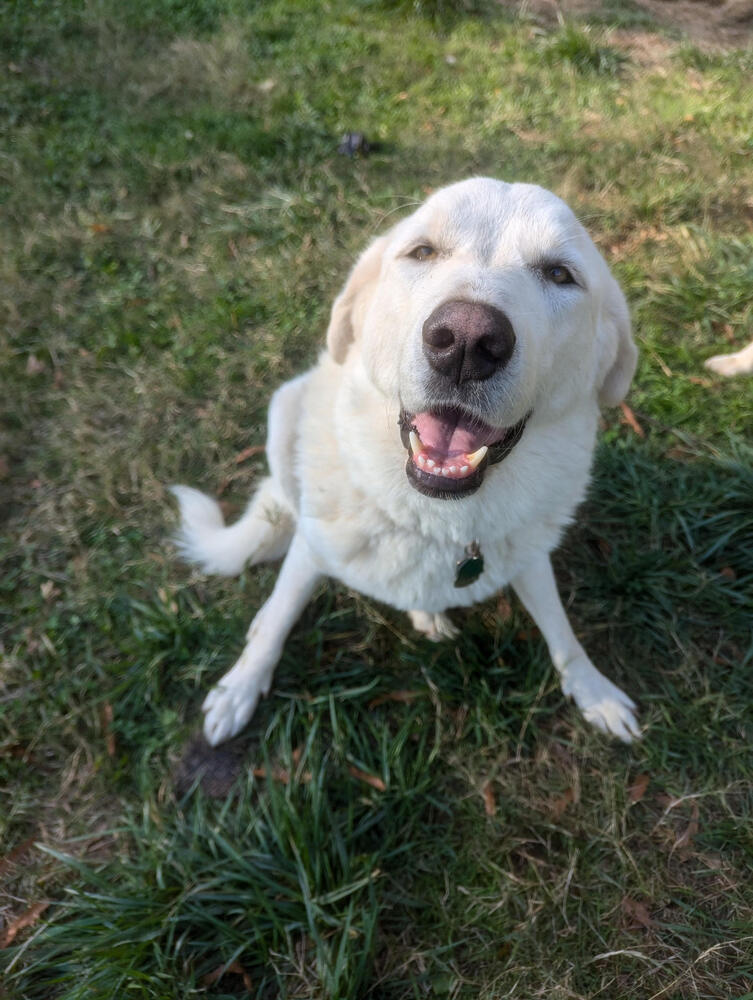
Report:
545,264,575,285
407,245,437,261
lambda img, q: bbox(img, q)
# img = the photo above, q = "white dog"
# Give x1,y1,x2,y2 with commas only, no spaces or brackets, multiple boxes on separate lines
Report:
172,178,640,746
705,340,753,376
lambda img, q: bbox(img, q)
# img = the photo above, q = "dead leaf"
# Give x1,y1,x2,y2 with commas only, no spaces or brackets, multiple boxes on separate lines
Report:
4,742,37,763
549,787,576,821
599,540,614,562
89,223,111,234
665,446,693,461
101,702,116,758
687,375,712,387
674,800,699,858
619,402,645,438
252,761,312,785
627,773,650,803
622,896,654,930
202,960,253,991
368,690,421,709
40,580,60,601
719,566,737,581
496,593,513,622
482,780,496,816
0,836,37,878
234,445,265,464
348,766,386,792
655,793,677,810
253,765,291,784
0,902,50,947
26,354,46,376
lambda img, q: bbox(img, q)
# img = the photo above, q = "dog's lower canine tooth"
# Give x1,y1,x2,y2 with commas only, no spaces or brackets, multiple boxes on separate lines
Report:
466,445,488,469
409,431,422,457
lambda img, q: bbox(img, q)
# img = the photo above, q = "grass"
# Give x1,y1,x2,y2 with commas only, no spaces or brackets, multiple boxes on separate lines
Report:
1,0,753,996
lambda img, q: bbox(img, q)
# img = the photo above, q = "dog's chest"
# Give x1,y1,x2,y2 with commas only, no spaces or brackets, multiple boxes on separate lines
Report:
300,485,560,613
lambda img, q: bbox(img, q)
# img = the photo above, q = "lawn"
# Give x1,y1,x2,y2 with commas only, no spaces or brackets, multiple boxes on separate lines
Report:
1,0,752,997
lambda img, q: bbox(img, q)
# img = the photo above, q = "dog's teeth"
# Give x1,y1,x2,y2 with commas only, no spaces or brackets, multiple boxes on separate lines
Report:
466,445,488,469
449,465,458,474
409,431,422,456
417,454,426,466
460,465,469,473
426,459,435,468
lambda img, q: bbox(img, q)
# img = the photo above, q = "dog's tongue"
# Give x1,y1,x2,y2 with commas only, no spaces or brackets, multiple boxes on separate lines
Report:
412,409,502,459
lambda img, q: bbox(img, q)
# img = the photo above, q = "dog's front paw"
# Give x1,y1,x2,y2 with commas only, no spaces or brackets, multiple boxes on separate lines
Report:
202,683,260,746
704,352,747,377
202,657,273,745
560,657,640,742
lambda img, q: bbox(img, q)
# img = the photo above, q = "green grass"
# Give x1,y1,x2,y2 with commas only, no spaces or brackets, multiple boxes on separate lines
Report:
2,0,753,996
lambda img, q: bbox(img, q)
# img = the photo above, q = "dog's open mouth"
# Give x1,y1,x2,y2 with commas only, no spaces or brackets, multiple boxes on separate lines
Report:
399,407,529,499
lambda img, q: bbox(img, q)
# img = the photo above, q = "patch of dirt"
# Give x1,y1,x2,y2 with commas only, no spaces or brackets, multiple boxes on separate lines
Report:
173,736,247,798
516,0,753,49
610,29,677,66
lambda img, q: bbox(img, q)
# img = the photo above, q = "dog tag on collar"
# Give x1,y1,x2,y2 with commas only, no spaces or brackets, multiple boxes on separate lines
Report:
454,541,484,588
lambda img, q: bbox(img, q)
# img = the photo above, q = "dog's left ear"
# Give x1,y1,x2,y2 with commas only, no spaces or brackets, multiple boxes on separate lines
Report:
598,273,638,406
327,235,388,364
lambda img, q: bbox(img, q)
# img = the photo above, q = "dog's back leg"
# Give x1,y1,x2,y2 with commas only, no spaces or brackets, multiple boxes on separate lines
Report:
408,610,459,641
170,373,310,576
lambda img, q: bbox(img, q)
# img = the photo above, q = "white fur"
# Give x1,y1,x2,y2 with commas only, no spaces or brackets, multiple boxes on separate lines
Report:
170,481,293,577
171,178,640,745
705,339,753,377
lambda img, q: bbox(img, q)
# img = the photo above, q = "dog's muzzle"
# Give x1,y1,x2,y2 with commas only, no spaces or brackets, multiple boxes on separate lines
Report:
400,300,527,498
399,407,529,499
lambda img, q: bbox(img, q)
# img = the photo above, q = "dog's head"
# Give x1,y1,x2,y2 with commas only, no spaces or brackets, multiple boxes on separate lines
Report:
327,178,636,499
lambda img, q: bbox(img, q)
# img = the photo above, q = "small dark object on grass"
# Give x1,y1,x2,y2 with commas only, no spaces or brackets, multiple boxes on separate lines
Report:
173,736,245,798
338,131,371,157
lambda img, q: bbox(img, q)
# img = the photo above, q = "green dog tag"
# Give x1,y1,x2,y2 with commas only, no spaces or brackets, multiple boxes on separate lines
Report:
454,541,484,588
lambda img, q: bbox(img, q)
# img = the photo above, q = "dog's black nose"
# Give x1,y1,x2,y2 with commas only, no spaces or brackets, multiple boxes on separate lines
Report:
422,300,515,384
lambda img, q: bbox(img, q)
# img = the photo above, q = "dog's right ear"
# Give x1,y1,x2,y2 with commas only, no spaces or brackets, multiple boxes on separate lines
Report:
327,235,388,364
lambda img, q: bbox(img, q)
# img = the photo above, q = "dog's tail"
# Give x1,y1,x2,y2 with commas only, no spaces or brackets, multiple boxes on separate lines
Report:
169,478,294,576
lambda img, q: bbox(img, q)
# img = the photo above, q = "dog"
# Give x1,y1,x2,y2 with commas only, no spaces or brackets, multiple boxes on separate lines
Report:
705,340,753,376
171,177,640,746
